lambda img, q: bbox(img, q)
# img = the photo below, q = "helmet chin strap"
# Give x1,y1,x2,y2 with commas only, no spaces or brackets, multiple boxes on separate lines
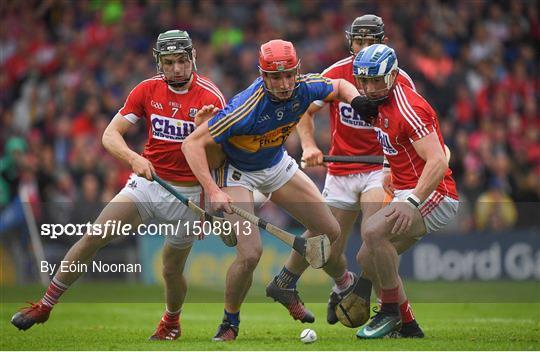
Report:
166,74,192,89
263,82,297,102
261,72,300,102
368,94,389,105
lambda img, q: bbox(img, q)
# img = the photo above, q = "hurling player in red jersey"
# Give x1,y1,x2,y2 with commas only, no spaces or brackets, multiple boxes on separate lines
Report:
268,15,423,337
11,30,226,341
352,44,459,339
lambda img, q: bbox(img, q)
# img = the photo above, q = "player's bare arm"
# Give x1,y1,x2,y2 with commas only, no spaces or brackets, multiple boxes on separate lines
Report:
385,133,447,235
182,121,233,213
297,102,325,167
102,113,155,180
326,78,360,104
194,105,227,170
410,132,449,201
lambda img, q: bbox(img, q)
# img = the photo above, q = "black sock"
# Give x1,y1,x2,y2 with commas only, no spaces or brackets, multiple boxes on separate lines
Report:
380,303,400,315
355,276,373,300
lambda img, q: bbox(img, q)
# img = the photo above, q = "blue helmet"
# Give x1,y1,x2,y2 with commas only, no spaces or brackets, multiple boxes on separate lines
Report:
353,44,398,103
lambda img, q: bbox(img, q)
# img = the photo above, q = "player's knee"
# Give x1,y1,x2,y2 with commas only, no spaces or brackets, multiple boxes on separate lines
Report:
162,268,182,282
361,223,382,247
238,248,262,272
305,216,340,242
240,255,261,272
162,262,183,282
324,219,341,243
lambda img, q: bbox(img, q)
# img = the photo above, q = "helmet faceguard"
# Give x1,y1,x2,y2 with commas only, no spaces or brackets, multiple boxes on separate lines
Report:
353,44,398,104
346,15,385,55
153,30,196,89
258,40,301,101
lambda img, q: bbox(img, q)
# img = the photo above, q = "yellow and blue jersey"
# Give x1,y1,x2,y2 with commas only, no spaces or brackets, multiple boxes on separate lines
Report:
208,74,334,171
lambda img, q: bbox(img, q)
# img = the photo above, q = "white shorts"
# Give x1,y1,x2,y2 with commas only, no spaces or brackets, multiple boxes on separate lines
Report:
118,174,203,249
322,170,385,211
393,189,459,233
212,151,299,194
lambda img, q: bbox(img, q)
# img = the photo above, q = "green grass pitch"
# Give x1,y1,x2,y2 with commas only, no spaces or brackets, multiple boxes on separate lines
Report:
1,283,539,350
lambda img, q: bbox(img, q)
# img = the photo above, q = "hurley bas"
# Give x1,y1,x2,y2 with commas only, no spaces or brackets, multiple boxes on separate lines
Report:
41,261,142,275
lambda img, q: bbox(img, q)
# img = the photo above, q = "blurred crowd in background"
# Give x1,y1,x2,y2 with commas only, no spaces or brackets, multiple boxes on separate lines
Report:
1,0,539,237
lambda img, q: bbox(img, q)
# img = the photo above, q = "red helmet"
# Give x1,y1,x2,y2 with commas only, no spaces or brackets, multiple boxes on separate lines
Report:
258,40,299,72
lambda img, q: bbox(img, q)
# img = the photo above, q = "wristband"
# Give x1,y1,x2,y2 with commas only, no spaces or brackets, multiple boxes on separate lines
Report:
406,194,421,208
350,95,367,112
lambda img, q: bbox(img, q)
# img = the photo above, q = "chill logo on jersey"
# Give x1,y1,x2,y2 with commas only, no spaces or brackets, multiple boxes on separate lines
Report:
338,102,373,129
229,122,296,153
374,127,398,156
151,114,196,142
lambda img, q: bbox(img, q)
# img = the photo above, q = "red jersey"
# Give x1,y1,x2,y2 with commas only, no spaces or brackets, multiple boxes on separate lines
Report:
373,82,458,199
320,56,416,176
119,72,226,182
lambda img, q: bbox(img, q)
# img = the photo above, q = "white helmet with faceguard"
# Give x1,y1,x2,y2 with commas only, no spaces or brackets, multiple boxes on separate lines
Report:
353,44,398,105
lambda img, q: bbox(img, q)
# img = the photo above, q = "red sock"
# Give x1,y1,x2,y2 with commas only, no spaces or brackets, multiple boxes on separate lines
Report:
400,300,415,323
162,308,180,325
381,286,399,304
41,278,69,308
334,271,353,292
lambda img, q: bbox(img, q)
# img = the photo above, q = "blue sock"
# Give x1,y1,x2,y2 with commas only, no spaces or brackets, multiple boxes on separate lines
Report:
224,309,240,326
275,266,300,289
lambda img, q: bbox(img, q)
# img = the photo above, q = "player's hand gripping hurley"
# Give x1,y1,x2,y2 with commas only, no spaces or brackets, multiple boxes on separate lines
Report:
229,205,330,269
153,173,330,268
152,173,237,247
